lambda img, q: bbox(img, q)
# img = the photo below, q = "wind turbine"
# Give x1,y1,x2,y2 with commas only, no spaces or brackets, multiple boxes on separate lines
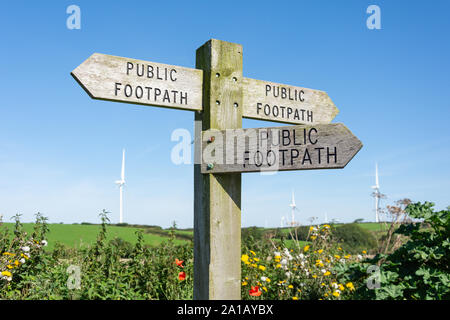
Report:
289,190,299,226
115,149,126,224
371,163,381,223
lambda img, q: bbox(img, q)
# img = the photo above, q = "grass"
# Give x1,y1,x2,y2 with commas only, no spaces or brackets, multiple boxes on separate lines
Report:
1,223,188,251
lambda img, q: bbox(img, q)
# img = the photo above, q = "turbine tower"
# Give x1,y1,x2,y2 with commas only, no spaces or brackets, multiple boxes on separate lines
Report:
371,163,381,223
289,190,298,226
115,149,126,224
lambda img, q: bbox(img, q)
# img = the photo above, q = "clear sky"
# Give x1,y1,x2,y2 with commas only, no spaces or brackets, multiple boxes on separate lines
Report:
1,1,449,228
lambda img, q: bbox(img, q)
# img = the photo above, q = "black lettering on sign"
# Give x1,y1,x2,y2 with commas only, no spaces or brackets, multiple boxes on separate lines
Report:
115,82,122,96
327,147,337,163
280,149,288,166
243,151,250,168
282,129,291,146
302,148,312,165
315,147,324,164
308,128,318,145
135,86,143,99
126,62,133,75
290,149,299,165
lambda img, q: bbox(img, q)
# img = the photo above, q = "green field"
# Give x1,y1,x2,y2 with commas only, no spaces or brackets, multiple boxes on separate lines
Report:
1,223,188,251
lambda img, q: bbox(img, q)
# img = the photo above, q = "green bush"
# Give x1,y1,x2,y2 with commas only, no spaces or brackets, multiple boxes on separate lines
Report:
331,223,377,254
335,201,450,300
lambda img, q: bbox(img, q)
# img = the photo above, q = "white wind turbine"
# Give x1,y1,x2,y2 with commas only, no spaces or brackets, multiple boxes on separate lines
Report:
372,163,381,223
115,149,126,224
289,190,299,226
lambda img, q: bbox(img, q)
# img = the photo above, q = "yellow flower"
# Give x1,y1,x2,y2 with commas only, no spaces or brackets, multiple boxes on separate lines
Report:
346,282,355,291
338,247,342,251
250,250,256,256
309,226,315,231
251,263,258,268
263,287,267,292
310,235,317,240
274,255,281,260
324,293,328,297
258,265,266,271
6,265,13,269
312,274,317,279
253,257,260,262
288,285,294,289
292,296,299,300
332,291,340,297
323,224,331,229
338,284,345,291
276,264,282,268
362,250,367,254
1,271,12,277
14,260,19,266
318,249,324,254
241,254,249,263
324,271,331,276
266,278,271,283
303,245,310,252
334,255,341,259
242,281,248,286
321,283,326,286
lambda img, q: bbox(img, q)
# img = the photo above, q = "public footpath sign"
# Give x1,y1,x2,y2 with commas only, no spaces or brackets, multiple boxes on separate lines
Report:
201,123,362,174
71,39,362,300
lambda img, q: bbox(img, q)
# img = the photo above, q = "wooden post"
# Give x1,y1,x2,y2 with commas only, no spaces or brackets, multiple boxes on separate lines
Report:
194,39,243,300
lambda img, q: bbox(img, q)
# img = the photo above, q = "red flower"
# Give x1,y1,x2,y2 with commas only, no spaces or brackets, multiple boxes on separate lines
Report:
175,258,184,268
178,271,186,281
249,286,262,297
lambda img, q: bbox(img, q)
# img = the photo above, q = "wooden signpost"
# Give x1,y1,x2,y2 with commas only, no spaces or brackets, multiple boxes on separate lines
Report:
71,39,362,300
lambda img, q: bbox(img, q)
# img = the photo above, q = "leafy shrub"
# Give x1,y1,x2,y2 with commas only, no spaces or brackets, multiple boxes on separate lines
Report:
336,201,450,300
331,223,377,254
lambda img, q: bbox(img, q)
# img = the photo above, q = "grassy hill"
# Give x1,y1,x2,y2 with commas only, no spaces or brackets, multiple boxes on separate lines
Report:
0,223,189,251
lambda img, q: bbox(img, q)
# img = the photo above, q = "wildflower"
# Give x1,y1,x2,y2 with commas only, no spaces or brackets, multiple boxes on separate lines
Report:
310,235,317,240
303,245,310,252
357,254,363,260
258,265,266,271
334,255,341,259
251,263,258,268
6,265,13,269
280,258,288,266
178,271,186,281
324,271,331,276
274,251,281,257
19,258,25,264
288,285,294,289
249,286,262,297
175,258,184,268
346,282,355,291
2,252,14,256
241,254,249,263
242,281,248,286
21,246,30,252
266,278,271,283
362,250,367,254
338,247,342,251
338,284,345,291
1,271,12,277
332,291,340,297
14,260,19,266
276,264,282,269
262,286,267,292
261,276,267,282
323,224,331,229
318,249,323,254
312,275,317,279
41,240,48,247
253,257,260,262
321,283,326,287
293,296,299,300
250,250,256,256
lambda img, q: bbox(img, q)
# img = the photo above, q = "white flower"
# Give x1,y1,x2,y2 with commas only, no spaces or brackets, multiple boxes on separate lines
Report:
332,283,339,289
321,269,327,274
21,246,30,252
280,258,288,266
285,271,292,278
41,240,48,247
19,258,26,264
261,276,267,282
298,253,305,260
357,254,363,260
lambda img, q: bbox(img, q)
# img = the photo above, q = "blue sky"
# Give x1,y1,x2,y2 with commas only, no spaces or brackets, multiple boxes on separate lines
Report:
1,1,449,228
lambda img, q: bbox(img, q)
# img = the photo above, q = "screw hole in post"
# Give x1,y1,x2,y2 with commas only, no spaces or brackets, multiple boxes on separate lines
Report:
233,102,239,108
215,73,220,78
216,100,220,106
232,77,237,82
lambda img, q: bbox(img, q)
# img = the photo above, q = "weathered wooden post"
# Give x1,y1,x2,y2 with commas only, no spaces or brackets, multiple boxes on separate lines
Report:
194,39,243,300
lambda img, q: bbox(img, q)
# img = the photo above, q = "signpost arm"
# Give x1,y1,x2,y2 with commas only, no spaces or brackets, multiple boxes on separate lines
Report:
194,39,243,300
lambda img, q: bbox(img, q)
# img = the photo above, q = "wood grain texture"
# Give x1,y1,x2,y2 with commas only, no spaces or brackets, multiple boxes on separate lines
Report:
242,77,339,125
194,39,243,300
201,123,362,174
71,53,203,111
